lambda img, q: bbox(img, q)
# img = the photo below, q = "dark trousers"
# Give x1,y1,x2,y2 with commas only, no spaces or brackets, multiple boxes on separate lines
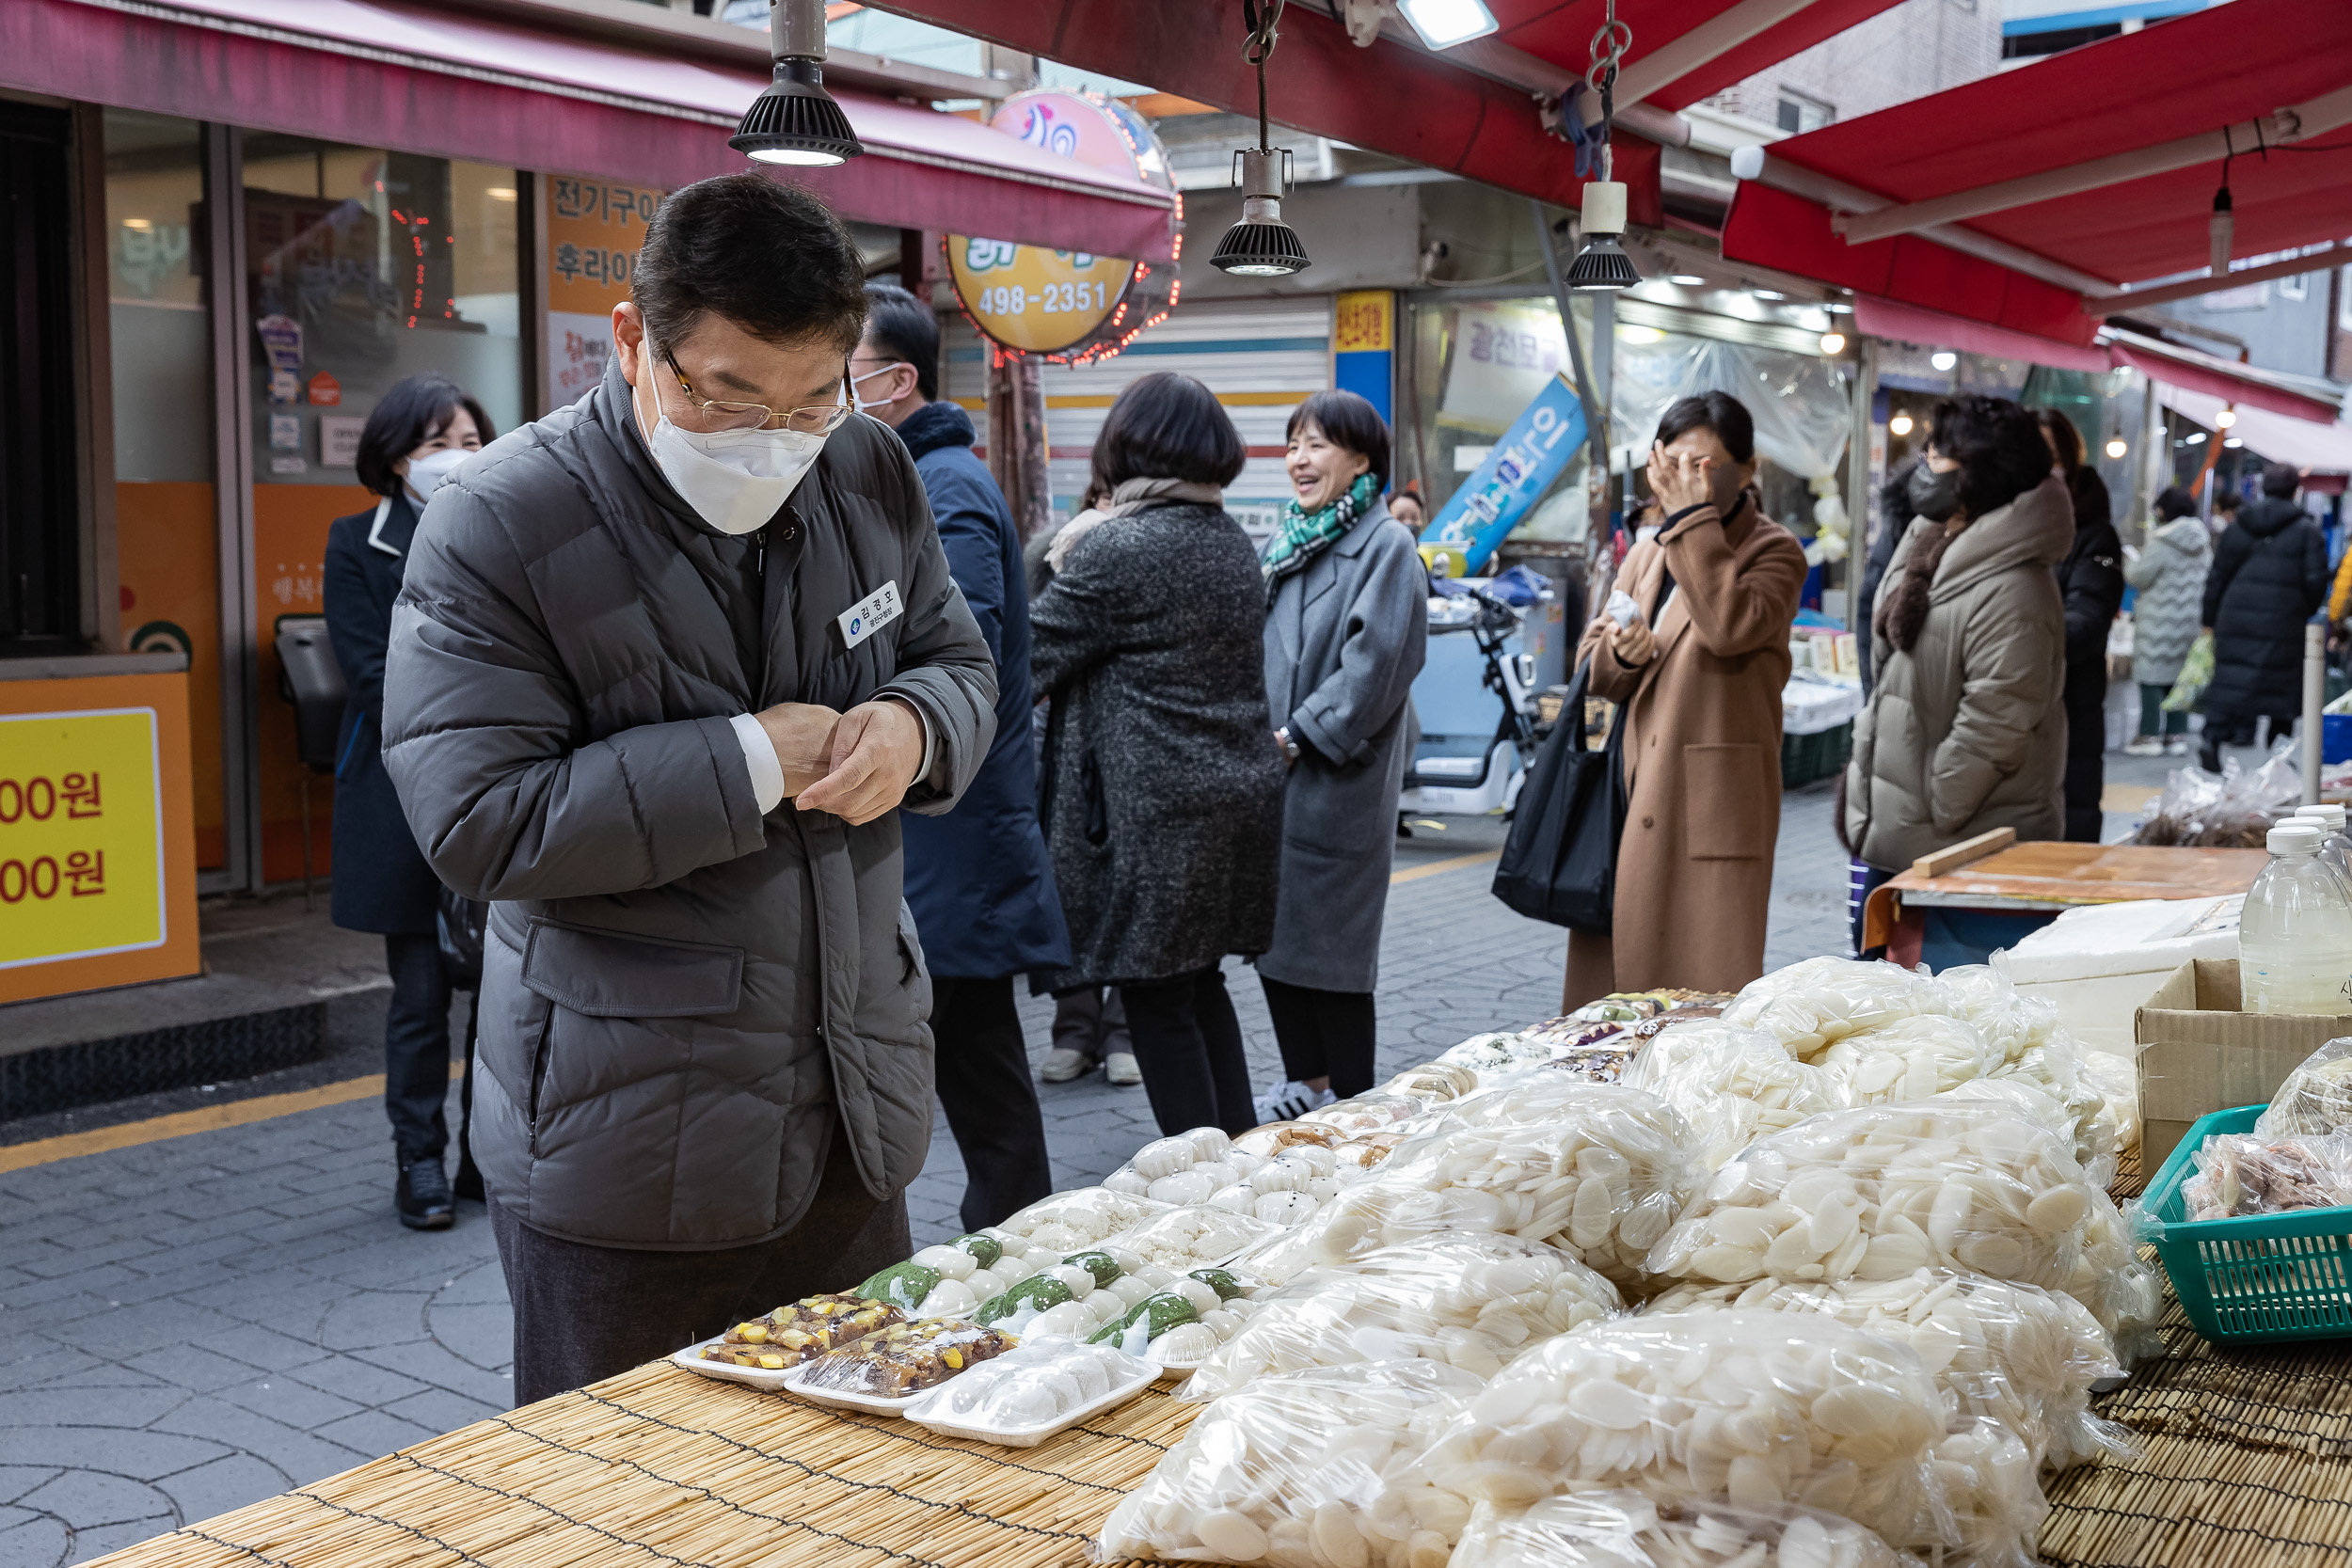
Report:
2201,711,2292,772
2138,683,2188,737
1260,975,1377,1099
1119,966,1257,1137
932,974,1054,1232
1050,987,1129,1060
384,932,453,1161
489,1129,910,1406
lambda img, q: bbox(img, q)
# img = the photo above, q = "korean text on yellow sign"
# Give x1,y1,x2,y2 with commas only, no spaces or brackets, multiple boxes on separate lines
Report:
0,709,167,970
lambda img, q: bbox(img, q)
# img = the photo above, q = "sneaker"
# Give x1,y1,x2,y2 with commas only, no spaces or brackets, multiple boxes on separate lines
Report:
1040,1047,1097,1084
2122,737,2165,757
2166,737,2191,756
1252,1079,1337,1123
397,1156,454,1230
1104,1051,1143,1086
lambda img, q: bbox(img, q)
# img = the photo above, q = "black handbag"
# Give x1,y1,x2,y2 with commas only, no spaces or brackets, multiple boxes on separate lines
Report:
436,884,489,991
1491,657,1627,932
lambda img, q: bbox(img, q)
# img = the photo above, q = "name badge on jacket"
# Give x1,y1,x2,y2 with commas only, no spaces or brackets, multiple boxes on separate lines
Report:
837,580,902,651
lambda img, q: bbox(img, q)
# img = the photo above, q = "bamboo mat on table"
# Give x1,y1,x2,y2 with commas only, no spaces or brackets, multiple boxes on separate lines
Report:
85,1360,1200,1568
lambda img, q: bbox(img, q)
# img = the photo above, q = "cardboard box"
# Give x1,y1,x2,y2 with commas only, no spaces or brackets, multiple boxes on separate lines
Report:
2135,958,2352,1169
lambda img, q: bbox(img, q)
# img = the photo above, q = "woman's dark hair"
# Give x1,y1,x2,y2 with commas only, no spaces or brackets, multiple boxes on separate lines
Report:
1091,372,1247,491
2035,408,2084,474
861,280,939,401
356,375,493,499
1655,392,1756,466
2155,484,2199,520
1286,388,1391,489
1924,394,2052,521
632,172,867,353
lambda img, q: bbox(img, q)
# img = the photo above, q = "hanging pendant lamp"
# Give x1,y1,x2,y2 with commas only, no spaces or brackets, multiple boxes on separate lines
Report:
1563,0,1638,292
1212,0,1310,278
732,0,864,167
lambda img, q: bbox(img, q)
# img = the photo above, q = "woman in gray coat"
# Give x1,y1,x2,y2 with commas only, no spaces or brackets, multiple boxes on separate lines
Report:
1031,374,1286,1136
2122,485,2211,756
1255,391,1428,1118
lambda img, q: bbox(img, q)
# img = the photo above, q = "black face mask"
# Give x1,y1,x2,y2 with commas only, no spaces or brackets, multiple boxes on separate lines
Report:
1908,462,1962,523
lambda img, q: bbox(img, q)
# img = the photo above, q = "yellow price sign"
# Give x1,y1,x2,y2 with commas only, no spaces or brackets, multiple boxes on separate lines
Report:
0,708,167,970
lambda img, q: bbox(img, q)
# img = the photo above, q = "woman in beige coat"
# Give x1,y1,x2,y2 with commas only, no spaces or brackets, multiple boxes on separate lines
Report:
1843,394,2073,953
1565,393,1807,1007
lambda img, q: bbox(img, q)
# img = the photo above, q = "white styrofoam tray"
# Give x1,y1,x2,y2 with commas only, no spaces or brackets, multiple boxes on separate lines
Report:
904,1360,1158,1447
672,1337,814,1392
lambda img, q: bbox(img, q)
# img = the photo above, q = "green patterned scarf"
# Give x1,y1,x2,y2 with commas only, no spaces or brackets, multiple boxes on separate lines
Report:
1263,471,1377,595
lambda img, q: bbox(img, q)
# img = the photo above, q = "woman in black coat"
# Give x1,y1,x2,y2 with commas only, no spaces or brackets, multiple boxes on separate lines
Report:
322,375,491,1230
1030,374,1286,1136
2039,411,2124,842
2201,461,2328,770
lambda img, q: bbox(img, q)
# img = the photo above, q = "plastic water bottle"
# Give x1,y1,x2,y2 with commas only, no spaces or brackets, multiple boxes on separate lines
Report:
2241,821,2352,1015
2294,804,2352,895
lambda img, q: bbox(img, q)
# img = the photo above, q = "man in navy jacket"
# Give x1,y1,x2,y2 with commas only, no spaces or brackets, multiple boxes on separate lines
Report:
854,283,1070,1229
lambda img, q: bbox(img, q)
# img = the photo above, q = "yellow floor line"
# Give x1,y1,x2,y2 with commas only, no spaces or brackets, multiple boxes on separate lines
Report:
1390,848,1502,885
5,855,1506,1174
0,1061,462,1176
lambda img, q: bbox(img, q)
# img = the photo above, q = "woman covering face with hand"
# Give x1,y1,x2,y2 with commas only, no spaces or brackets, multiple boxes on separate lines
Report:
1563,392,1807,1008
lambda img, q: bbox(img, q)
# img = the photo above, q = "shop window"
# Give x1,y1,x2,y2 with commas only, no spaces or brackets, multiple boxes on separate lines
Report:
238,135,520,885
0,103,80,656
1776,91,1835,135
105,109,227,867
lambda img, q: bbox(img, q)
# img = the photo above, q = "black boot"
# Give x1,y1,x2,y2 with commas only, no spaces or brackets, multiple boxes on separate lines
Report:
398,1155,455,1230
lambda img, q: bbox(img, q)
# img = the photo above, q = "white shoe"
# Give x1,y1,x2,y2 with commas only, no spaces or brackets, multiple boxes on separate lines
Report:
1040,1048,1096,1084
2122,737,2164,756
1104,1052,1143,1086
1253,1079,1337,1122
2166,737,2191,756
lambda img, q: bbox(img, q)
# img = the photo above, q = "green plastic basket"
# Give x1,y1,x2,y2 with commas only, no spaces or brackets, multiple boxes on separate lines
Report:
2139,1102,2352,1345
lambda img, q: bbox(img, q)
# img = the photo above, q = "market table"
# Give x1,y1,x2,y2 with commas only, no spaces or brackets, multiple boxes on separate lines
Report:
1863,842,2266,970
76,1154,2352,1568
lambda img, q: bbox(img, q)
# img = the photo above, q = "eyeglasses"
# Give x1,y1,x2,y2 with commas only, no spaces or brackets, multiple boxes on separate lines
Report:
662,349,853,435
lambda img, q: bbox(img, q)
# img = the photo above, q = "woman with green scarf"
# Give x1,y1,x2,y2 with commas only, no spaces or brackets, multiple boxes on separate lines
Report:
1253,390,1430,1122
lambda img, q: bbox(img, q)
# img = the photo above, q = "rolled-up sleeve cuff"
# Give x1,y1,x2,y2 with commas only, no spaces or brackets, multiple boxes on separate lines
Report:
728,711,787,814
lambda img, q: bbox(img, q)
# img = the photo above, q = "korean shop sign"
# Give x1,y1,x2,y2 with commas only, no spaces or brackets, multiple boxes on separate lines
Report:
545,177,667,411
0,709,167,970
1422,372,1590,578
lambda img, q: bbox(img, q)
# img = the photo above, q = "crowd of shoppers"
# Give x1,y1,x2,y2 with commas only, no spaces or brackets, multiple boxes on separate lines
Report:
343,169,2339,1409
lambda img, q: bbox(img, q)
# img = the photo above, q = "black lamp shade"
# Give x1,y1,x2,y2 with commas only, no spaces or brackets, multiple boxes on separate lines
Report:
732,58,864,166
1211,218,1310,277
1565,233,1638,292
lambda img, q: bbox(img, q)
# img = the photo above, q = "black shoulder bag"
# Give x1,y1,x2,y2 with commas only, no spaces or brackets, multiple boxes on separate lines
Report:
1490,657,1628,932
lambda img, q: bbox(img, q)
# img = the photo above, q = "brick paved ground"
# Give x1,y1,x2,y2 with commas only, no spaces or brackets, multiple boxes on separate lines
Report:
0,773,2068,1565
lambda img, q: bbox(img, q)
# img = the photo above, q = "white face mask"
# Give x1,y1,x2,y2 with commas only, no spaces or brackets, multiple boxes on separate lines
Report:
636,339,830,535
850,361,905,416
404,446,470,499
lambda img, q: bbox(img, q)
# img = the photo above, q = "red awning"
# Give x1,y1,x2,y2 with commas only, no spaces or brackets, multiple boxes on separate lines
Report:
2109,332,2344,426
1485,0,1907,113
16,0,1175,259
1724,0,2352,339
1852,294,2107,372
2160,387,2352,477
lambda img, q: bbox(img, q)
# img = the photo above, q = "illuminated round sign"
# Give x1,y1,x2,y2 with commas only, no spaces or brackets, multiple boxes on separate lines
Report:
946,90,1178,365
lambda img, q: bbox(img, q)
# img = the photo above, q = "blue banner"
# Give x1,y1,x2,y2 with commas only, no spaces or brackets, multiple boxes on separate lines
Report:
1421,372,1588,578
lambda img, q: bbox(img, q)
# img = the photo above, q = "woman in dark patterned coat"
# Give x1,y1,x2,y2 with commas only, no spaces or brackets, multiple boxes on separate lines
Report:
1030,373,1286,1136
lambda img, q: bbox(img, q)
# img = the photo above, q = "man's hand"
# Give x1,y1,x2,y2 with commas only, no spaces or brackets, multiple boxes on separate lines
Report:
1611,612,1657,667
796,698,926,825
755,702,841,799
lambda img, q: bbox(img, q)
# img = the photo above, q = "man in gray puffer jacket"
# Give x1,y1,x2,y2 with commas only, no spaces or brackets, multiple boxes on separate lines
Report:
381,175,995,1402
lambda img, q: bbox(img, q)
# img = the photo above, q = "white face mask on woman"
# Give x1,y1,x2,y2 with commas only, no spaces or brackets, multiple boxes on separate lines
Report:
636,338,830,535
403,446,470,499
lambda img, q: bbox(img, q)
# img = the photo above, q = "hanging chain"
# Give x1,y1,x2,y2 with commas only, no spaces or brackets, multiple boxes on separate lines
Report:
1584,0,1629,181
1242,0,1285,150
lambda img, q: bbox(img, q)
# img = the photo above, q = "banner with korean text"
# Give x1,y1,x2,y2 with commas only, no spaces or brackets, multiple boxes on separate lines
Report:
1421,372,1589,578
545,176,667,414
